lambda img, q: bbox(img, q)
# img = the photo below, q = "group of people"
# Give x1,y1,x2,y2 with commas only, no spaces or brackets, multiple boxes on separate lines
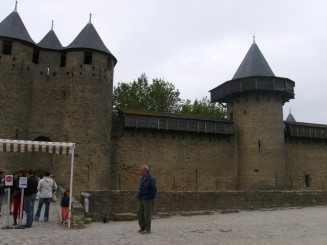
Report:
1,165,156,232
0,170,70,228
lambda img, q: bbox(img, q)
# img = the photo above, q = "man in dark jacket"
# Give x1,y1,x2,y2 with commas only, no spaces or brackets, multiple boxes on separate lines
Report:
137,165,157,234
23,170,38,228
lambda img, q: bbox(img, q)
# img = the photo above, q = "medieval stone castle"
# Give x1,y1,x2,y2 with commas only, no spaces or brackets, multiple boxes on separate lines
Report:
1,5,327,196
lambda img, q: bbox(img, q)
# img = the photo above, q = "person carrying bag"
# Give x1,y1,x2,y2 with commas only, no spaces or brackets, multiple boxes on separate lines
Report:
34,172,57,222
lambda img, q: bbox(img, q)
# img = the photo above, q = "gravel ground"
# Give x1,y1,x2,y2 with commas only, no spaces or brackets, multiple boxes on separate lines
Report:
1,201,327,245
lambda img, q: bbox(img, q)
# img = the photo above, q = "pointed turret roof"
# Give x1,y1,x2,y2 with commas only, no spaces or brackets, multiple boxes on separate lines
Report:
66,15,116,61
38,23,62,50
286,112,296,122
210,39,295,104
0,9,34,44
232,40,274,80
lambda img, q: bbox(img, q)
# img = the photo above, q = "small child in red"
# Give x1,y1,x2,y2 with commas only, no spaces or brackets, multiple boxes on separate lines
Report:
61,190,70,226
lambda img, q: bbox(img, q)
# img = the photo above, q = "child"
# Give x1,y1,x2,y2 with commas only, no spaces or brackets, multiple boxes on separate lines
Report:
61,190,70,226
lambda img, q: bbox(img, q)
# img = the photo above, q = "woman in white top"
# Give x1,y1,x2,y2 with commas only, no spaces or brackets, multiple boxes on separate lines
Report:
34,171,57,222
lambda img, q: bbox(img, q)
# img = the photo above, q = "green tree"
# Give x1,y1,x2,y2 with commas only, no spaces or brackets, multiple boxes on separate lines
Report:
113,74,226,118
180,97,226,117
113,73,181,114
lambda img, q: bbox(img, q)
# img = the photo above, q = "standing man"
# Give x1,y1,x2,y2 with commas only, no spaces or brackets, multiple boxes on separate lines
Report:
137,165,157,234
23,170,38,228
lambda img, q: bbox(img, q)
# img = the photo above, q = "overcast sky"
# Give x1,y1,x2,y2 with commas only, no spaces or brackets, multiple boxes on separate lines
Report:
1,0,327,123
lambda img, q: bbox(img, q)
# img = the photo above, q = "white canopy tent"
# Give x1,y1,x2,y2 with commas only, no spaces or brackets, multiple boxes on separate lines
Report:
0,139,76,228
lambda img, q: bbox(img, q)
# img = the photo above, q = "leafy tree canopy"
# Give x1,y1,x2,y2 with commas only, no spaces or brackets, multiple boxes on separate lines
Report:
113,73,181,113
180,97,226,117
113,73,226,118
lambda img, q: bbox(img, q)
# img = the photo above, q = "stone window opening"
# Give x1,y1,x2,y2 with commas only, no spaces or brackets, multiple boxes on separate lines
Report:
258,140,261,154
60,52,66,67
305,175,311,188
84,51,92,64
32,48,39,64
3,40,12,55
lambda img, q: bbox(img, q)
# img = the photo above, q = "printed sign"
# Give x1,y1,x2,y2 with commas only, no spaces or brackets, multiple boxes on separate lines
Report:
4,174,13,187
19,176,28,189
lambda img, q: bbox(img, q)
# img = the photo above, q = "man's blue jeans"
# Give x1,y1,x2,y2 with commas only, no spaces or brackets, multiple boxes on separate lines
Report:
24,195,36,226
34,198,51,222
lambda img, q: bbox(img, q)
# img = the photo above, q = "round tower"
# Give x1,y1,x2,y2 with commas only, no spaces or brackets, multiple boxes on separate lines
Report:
210,40,295,190
61,14,117,192
0,4,35,171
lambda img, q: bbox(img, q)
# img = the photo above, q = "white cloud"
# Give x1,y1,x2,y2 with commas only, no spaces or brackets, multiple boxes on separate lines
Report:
1,0,327,123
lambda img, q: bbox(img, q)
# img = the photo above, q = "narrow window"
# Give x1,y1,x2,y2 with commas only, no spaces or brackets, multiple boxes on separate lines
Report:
305,175,311,187
60,52,66,67
84,51,92,64
107,57,111,69
258,140,261,154
32,48,39,64
229,113,233,121
2,40,12,55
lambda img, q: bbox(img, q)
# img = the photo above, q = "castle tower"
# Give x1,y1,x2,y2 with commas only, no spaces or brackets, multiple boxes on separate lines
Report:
285,111,296,122
0,5,117,193
0,4,35,170
60,14,117,191
210,40,295,190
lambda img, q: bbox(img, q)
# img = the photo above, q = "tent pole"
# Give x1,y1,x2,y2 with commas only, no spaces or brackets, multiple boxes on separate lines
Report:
68,147,75,229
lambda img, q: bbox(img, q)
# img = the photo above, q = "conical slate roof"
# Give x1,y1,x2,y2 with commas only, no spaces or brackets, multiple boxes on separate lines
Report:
233,41,274,80
286,112,296,122
38,29,62,50
66,21,115,59
0,11,34,44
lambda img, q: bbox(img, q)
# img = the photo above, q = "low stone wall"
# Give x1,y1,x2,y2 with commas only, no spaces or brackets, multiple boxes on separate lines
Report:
83,190,327,221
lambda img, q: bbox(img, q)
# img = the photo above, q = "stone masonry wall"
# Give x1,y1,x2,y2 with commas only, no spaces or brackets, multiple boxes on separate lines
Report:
285,139,327,190
227,92,286,190
110,128,239,191
0,40,34,171
27,49,114,195
0,37,115,196
84,190,327,221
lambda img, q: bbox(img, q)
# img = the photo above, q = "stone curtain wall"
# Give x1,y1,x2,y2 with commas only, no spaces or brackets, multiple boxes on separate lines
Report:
110,128,239,191
285,139,327,190
84,190,327,221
